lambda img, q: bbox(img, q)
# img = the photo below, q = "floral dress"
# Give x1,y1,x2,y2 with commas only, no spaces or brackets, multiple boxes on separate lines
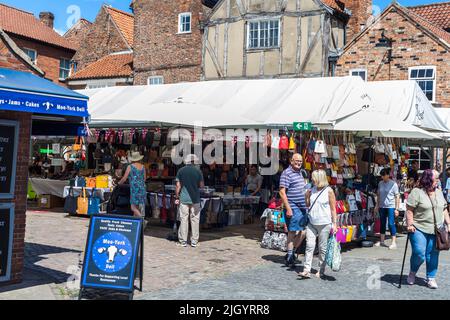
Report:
129,165,146,206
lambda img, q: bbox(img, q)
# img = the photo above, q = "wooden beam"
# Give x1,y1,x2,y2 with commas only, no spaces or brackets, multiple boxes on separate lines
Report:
224,22,229,77
299,22,322,75
205,39,225,77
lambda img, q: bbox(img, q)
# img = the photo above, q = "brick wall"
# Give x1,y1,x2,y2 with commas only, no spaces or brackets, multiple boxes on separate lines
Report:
10,35,75,87
343,0,373,42
0,37,40,74
133,0,205,85
0,111,31,285
73,8,131,70
335,8,450,108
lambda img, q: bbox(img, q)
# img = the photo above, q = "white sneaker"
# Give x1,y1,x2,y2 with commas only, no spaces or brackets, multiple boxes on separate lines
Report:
389,243,397,250
427,278,438,289
407,272,416,285
374,242,386,247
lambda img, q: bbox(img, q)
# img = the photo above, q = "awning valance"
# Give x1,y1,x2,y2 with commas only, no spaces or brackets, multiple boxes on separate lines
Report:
0,68,89,118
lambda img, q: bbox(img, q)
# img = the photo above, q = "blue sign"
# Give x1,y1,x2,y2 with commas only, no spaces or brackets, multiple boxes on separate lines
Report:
81,215,142,292
0,89,88,118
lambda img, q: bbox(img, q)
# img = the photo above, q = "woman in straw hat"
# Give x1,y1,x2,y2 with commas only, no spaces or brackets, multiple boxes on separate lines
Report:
118,151,147,217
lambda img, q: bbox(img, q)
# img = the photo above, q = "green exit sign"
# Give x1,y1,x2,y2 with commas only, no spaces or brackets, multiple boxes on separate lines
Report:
293,122,312,131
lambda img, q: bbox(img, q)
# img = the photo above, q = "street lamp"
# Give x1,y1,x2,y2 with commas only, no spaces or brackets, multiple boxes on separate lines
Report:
375,31,393,62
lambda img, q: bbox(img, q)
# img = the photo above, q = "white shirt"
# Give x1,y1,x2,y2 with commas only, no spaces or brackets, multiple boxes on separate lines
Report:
308,186,332,225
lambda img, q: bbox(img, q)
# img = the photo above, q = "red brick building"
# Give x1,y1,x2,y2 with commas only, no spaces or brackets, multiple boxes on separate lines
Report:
68,5,134,89
132,0,215,85
63,18,93,51
0,4,77,86
335,2,450,108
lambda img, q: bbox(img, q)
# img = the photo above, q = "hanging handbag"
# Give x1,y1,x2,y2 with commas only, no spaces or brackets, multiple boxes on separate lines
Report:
428,194,450,251
76,176,86,187
314,139,326,154
288,135,296,150
86,177,96,188
64,187,78,215
88,188,101,215
73,137,82,151
76,187,89,215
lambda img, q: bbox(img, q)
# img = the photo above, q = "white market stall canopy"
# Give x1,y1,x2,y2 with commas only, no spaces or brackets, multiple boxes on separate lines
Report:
366,80,449,133
333,110,441,140
434,108,450,139
80,76,372,129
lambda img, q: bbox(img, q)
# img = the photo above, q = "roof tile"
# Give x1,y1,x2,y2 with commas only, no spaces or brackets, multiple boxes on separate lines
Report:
408,2,450,31
0,3,76,51
69,53,133,80
105,7,134,47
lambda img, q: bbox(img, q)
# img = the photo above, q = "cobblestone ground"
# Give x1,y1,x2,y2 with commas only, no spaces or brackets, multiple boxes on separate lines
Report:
3,210,450,300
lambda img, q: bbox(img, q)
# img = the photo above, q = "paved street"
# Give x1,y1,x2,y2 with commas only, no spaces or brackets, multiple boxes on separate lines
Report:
1,210,449,300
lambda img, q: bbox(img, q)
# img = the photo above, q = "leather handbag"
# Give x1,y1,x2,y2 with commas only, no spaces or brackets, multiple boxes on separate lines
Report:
64,187,78,215
429,194,450,251
77,187,89,215
96,175,109,188
88,188,101,215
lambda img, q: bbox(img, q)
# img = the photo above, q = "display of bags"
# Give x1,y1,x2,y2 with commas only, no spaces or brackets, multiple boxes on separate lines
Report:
279,134,289,150
260,231,288,252
76,176,86,187
346,195,359,212
76,188,89,215
265,209,287,232
64,187,77,215
288,135,296,150
332,145,340,160
325,235,342,272
88,188,101,215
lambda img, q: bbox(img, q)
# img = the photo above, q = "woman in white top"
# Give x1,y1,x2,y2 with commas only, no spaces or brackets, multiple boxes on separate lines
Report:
299,170,337,279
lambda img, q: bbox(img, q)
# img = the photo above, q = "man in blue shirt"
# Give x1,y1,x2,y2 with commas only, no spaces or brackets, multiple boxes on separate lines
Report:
279,153,308,267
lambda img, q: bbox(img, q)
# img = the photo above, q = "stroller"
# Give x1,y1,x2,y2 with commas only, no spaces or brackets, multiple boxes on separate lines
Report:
106,184,133,216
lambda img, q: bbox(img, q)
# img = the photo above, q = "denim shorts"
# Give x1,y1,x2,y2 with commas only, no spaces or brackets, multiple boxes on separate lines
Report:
285,207,308,232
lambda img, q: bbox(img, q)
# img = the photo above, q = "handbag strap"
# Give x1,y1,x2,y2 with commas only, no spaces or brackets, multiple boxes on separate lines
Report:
427,192,438,232
309,187,329,212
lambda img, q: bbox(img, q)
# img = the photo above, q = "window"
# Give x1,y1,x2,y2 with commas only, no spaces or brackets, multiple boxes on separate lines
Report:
178,13,191,34
148,76,164,85
409,66,436,102
59,58,71,80
22,48,37,63
247,19,280,49
408,147,431,171
350,69,367,81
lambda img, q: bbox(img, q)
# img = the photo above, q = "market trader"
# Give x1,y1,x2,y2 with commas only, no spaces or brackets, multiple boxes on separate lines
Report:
408,160,420,186
175,154,204,248
279,153,308,267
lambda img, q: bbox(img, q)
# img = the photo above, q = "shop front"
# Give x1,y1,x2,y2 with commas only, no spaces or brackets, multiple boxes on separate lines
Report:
0,68,88,284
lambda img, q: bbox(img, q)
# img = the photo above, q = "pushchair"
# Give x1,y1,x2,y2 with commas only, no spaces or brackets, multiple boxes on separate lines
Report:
106,184,133,216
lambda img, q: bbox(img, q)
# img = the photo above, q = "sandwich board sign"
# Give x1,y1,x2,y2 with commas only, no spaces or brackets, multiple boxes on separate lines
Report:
79,214,143,299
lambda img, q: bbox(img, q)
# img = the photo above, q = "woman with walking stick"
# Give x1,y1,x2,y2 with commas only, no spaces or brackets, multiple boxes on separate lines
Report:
405,169,450,289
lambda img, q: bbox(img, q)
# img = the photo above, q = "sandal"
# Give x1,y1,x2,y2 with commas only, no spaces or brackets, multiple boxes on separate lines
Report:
298,271,311,279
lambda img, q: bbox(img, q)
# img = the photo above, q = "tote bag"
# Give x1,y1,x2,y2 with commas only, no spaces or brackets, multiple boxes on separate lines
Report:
64,187,78,215
314,140,326,154
77,188,89,215
88,188,101,215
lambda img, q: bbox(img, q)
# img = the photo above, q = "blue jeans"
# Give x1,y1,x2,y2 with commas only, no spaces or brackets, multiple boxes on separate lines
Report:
379,207,396,236
410,228,440,279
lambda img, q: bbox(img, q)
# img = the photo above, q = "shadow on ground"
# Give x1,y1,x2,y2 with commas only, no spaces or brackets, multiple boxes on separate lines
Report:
24,242,83,284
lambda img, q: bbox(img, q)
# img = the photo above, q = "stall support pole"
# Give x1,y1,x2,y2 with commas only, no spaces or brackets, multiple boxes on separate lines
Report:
364,132,374,243
443,142,448,183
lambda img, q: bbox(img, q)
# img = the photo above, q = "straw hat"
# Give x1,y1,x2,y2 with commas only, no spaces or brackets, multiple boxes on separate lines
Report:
128,151,144,162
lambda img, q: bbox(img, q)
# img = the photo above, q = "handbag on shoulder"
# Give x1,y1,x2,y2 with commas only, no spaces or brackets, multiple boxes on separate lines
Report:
428,194,450,251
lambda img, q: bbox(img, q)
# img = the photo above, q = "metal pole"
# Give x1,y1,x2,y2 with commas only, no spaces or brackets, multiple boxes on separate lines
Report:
365,131,374,242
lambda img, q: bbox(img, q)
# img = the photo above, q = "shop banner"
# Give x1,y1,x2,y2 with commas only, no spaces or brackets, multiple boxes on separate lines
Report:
0,203,14,282
81,215,142,292
0,120,18,199
0,89,89,118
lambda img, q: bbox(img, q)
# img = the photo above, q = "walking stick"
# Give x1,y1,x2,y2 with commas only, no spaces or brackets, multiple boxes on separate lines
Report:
398,232,410,289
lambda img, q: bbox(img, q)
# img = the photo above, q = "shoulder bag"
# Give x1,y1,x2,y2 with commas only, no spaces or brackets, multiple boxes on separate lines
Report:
428,194,450,251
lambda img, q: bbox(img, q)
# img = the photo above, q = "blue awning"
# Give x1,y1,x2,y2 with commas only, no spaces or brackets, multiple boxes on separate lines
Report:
0,68,89,117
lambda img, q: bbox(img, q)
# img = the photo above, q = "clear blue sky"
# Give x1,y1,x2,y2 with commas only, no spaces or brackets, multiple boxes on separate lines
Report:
1,0,448,35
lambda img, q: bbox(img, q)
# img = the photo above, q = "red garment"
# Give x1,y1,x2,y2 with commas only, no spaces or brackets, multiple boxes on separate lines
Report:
279,135,289,150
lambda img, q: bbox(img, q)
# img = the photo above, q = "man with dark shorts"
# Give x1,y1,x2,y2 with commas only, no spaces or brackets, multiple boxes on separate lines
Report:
279,153,308,267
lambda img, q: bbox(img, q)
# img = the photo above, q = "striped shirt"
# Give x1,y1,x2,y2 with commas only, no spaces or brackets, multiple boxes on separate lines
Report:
279,166,306,209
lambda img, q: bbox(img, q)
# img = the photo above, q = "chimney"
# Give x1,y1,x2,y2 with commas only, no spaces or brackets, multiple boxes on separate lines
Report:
39,12,55,29
342,0,373,41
